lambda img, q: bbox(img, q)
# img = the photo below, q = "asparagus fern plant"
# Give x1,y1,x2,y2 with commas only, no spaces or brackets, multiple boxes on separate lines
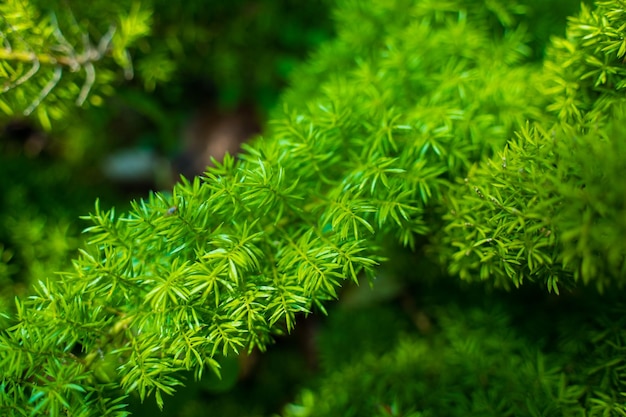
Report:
1,0,625,415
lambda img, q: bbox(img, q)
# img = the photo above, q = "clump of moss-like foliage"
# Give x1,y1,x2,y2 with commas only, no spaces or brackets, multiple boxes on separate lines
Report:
1,0,625,416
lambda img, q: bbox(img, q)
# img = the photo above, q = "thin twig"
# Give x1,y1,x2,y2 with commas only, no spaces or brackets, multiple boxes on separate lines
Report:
76,61,94,106
2,59,40,93
97,26,116,56
50,12,77,62
24,66,62,115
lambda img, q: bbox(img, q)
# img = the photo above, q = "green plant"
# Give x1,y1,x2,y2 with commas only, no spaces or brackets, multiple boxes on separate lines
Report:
1,0,626,416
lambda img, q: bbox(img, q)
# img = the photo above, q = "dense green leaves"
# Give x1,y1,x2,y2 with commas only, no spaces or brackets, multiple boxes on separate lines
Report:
544,0,626,125
436,0,626,291
279,287,626,417
2,0,626,415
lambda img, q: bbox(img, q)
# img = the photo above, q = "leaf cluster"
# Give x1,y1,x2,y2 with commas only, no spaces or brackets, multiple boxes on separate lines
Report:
543,0,626,125
2,0,626,415
0,0,150,129
279,285,626,417
436,1,626,291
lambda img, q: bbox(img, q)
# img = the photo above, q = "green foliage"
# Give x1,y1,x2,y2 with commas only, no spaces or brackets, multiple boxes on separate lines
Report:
437,117,626,292
1,0,626,415
436,0,626,291
0,0,331,138
0,0,149,129
279,285,626,417
0,144,108,328
141,0,333,107
544,0,626,125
